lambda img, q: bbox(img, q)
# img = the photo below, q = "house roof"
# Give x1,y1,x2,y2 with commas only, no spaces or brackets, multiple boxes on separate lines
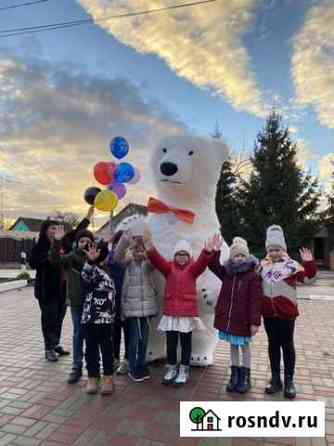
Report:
0,230,38,240
95,203,147,234
203,410,221,420
9,217,45,232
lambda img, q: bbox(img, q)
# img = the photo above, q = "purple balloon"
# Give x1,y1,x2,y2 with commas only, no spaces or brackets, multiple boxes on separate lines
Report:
110,182,127,199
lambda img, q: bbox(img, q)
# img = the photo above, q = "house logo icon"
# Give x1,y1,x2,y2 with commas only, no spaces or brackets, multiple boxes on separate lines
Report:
189,407,222,432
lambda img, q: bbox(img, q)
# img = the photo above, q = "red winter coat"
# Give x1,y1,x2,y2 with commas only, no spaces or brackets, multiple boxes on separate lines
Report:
147,247,213,317
259,259,317,320
209,252,262,337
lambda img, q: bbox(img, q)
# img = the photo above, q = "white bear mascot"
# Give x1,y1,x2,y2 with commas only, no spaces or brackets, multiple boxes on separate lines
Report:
145,133,230,366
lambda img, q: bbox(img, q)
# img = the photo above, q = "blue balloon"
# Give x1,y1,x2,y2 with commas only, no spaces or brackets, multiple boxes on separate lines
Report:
110,136,129,159
114,162,135,183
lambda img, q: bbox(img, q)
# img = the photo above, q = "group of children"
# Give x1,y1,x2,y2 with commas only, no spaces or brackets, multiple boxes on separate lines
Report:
30,215,317,400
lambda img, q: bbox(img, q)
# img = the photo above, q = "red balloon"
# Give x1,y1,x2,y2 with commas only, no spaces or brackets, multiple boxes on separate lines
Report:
94,162,113,185
109,161,117,178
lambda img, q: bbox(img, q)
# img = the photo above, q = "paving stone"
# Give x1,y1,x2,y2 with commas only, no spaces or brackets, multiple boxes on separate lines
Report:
34,423,59,441
11,418,36,428
0,433,17,445
11,436,42,446
73,429,101,446
0,423,28,435
0,407,23,417
23,422,49,438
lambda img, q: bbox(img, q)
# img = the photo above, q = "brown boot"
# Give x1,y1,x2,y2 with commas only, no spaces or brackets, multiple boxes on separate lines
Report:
86,377,98,395
100,375,114,395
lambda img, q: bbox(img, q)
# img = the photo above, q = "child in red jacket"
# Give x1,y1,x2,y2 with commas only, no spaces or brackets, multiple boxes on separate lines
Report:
143,230,215,386
209,235,262,394
259,225,317,399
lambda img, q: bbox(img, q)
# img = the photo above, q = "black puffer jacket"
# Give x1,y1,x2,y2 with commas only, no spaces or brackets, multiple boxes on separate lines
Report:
29,220,62,302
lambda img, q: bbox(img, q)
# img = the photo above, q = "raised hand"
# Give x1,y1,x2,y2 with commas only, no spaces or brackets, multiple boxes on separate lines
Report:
54,225,65,241
86,205,95,221
84,244,100,262
299,247,313,262
124,229,133,240
212,233,223,251
143,229,152,242
204,235,216,252
143,229,153,250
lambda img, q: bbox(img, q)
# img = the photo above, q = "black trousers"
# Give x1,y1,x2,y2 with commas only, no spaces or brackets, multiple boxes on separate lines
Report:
264,318,296,379
83,324,114,377
113,315,129,361
38,297,67,351
166,331,192,366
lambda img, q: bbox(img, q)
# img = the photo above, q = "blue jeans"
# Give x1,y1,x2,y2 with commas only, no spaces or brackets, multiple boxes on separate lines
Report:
71,306,84,371
127,317,149,374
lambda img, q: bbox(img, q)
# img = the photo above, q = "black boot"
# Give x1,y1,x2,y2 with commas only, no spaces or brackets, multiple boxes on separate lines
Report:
45,350,58,362
236,367,251,393
284,375,296,399
54,345,70,356
226,366,239,392
265,373,282,394
67,369,82,384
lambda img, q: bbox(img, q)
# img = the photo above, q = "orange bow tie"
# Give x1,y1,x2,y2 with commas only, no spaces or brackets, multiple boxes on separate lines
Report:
147,197,196,224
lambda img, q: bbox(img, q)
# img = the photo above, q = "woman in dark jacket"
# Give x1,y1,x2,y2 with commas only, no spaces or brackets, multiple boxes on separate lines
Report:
209,235,262,394
29,220,69,362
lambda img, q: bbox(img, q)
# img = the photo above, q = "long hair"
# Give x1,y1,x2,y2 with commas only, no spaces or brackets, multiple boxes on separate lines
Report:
36,219,59,250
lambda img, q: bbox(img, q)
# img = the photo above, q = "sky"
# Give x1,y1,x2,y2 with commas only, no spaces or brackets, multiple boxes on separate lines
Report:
0,0,333,228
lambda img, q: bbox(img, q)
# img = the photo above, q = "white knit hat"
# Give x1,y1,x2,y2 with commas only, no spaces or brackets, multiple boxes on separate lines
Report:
229,237,250,260
265,225,287,251
172,240,193,258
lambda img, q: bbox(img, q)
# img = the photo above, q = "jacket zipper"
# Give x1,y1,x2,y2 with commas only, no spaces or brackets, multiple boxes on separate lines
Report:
270,267,276,317
226,277,236,332
140,262,144,316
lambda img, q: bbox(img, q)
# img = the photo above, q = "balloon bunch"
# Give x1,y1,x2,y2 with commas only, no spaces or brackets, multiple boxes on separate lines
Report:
84,137,140,212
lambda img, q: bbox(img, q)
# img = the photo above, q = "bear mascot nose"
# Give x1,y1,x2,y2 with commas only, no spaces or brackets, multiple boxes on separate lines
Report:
160,162,178,176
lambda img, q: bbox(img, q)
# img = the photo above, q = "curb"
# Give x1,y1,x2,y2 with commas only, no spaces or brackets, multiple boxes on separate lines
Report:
0,280,28,293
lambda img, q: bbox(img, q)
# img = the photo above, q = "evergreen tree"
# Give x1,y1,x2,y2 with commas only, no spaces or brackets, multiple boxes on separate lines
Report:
238,111,321,257
323,163,334,224
215,158,240,244
212,122,242,244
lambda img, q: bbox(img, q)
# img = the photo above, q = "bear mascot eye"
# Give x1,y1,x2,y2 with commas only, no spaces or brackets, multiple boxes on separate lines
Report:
188,150,194,156
162,148,168,153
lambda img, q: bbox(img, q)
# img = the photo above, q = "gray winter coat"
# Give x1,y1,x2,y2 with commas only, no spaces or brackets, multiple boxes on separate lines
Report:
122,260,158,318
113,232,158,319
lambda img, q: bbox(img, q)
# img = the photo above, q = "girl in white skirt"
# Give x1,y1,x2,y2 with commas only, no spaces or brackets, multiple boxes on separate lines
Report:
143,230,215,386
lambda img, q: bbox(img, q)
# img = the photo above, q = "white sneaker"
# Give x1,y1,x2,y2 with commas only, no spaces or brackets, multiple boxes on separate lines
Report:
174,365,190,386
113,358,120,370
116,360,129,375
162,364,178,385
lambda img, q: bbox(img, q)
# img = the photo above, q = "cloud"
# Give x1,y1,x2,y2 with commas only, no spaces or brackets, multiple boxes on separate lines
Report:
294,138,318,170
292,0,334,128
0,52,187,223
319,153,334,183
77,0,267,116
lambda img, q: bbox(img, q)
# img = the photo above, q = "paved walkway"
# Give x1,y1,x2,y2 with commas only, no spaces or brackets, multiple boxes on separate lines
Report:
0,286,333,446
